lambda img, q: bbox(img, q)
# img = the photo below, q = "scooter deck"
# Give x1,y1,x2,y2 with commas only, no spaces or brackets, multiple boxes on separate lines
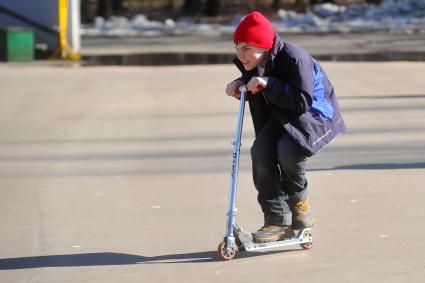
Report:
240,228,313,252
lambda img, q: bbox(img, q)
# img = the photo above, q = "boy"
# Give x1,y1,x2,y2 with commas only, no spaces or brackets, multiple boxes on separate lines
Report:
225,11,346,243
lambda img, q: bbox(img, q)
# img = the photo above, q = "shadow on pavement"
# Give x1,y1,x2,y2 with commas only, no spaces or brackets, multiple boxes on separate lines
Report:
339,94,425,100
310,162,425,171
0,249,298,269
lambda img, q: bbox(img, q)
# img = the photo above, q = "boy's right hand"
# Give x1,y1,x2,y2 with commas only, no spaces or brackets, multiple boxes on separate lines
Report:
225,79,244,100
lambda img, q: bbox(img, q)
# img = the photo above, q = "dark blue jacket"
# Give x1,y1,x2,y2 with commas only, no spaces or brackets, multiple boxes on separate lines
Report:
234,33,346,156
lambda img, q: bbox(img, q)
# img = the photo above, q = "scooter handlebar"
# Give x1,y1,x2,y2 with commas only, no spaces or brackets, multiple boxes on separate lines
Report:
238,85,263,94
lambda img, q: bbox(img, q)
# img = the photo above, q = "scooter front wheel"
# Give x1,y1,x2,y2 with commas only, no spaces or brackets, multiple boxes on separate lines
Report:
300,232,313,250
217,241,236,261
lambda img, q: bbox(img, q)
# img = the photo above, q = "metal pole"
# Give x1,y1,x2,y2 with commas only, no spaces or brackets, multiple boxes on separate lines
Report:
69,0,81,53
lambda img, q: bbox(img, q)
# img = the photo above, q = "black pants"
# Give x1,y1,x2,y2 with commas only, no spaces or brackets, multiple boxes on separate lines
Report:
251,117,309,226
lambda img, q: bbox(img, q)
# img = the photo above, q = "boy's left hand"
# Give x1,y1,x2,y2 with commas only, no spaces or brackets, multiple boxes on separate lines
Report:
247,76,268,95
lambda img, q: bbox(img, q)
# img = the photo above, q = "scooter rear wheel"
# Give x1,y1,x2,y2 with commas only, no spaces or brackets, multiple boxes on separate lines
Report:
300,232,313,250
218,241,236,261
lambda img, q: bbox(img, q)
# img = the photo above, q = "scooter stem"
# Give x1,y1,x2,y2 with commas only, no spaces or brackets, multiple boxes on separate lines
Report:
225,86,247,240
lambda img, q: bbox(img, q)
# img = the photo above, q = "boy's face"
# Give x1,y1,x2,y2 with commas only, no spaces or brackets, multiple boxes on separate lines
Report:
235,42,269,71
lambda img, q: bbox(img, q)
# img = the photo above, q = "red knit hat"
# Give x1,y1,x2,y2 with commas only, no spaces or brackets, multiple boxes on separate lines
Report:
233,11,275,49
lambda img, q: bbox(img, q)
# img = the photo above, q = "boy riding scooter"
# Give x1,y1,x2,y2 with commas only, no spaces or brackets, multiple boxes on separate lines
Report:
225,11,346,243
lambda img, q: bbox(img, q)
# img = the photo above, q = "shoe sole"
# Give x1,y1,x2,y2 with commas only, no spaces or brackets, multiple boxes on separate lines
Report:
254,233,284,243
253,229,296,243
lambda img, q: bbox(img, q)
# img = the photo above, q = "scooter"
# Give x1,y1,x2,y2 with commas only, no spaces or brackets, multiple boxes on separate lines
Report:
217,86,313,261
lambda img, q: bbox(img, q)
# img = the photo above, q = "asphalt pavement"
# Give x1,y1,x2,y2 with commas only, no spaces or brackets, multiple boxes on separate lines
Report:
0,61,424,282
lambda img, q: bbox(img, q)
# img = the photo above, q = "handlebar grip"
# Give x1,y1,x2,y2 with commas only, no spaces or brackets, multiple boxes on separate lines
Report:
239,86,247,93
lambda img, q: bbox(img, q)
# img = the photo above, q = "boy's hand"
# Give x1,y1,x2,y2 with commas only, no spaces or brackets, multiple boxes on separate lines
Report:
226,79,244,100
247,76,268,95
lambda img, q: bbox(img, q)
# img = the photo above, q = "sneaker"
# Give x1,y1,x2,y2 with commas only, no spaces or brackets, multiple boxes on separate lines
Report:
252,225,294,243
291,197,315,229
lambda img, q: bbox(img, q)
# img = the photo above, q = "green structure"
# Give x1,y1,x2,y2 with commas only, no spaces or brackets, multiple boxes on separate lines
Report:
0,27,34,62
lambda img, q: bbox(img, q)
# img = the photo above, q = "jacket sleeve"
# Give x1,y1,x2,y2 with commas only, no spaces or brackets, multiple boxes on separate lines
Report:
263,58,313,115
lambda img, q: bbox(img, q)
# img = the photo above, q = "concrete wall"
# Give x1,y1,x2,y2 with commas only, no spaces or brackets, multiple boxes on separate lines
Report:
0,0,80,53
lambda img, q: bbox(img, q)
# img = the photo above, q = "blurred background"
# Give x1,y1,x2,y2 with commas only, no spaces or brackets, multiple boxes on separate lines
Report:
1,0,424,64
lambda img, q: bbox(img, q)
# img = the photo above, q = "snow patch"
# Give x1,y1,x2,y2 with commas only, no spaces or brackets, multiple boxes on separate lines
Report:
81,0,425,37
